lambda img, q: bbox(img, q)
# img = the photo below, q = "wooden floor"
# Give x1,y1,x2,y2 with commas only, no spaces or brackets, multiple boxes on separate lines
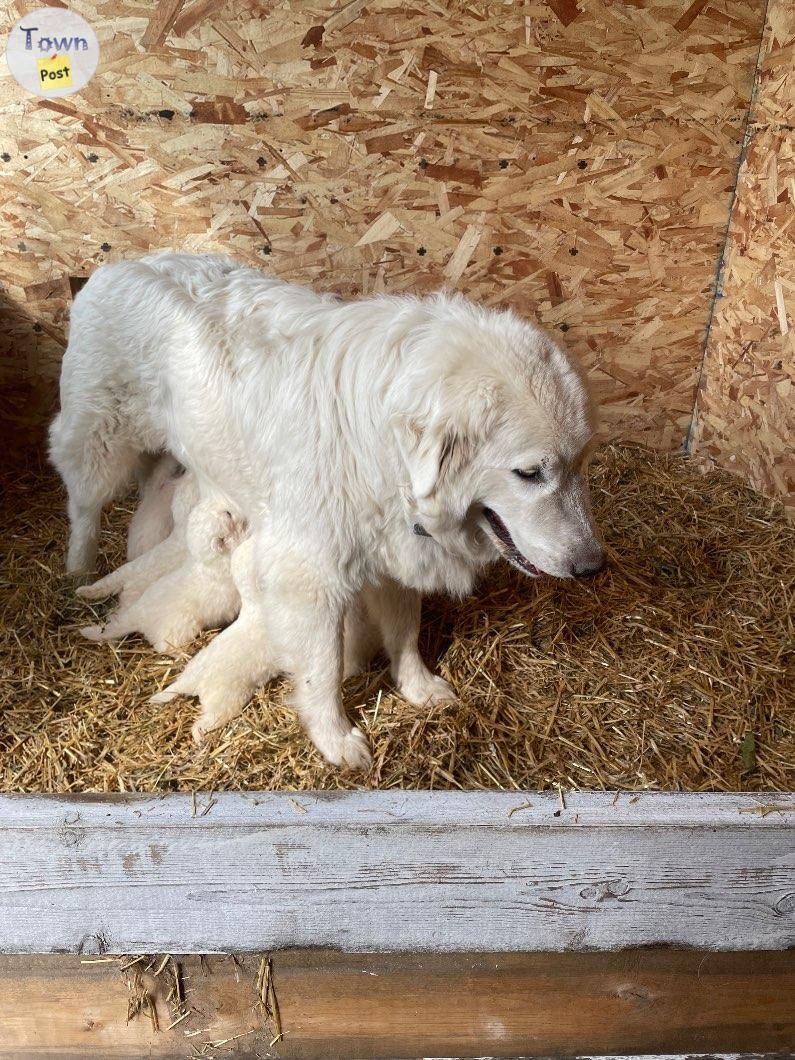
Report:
1,950,793,1059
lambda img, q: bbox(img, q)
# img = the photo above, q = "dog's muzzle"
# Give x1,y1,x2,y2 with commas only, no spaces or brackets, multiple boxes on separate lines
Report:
481,507,541,577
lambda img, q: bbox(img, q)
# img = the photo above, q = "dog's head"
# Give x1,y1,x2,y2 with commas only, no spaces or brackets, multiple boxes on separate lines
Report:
396,299,604,580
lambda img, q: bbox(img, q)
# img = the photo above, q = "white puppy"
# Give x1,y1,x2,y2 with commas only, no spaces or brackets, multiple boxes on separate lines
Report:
78,469,199,608
52,252,603,767
127,453,182,561
80,496,246,654
150,536,275,744
150,540,455,749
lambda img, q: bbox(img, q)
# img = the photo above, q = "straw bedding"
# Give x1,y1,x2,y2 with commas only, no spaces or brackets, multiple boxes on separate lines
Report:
1,444,792,793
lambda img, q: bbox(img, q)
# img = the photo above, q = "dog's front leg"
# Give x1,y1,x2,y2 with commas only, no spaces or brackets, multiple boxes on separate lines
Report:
294,605,373,770
262,549,372,770
364,581,457,707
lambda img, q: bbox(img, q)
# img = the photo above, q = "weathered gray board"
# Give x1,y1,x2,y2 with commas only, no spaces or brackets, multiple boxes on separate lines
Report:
0,791,792,954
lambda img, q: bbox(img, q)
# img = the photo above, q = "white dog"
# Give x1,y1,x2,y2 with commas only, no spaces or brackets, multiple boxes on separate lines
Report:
127,452,182,561
79,483,247,654
149,539,456,747
51,252,603,767
150,536,276,743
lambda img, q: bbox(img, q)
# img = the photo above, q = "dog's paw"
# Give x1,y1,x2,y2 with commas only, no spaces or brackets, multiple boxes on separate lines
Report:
315,725,373,771
399,671,457,708
339,727,374,770
66,569,96,589
192,717,210,746
79,624,105,642
150,688,178,705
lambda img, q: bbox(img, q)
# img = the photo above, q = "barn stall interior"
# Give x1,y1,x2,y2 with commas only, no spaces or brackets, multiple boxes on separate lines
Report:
1,0,792,794
0,1,794,1056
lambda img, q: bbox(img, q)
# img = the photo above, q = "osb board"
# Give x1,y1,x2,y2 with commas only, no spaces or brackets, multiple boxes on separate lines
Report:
753,0,795,127
692,0,795,513
0,951,793,1058
0,0,767,458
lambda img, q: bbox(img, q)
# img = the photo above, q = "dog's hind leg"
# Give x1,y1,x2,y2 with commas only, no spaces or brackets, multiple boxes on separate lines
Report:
364,581,457,707
50,410,142,579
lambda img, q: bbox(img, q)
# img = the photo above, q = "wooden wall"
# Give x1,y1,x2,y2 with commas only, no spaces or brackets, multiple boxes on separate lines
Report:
1,951,793,1058
0,1,780,486
692,0,795,514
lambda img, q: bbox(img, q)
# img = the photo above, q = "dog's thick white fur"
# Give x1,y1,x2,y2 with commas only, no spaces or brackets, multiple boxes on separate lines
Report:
79,481,247,654
51,251,603,767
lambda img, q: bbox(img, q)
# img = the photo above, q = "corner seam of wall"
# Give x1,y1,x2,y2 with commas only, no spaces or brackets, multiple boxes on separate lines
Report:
683,0,772,455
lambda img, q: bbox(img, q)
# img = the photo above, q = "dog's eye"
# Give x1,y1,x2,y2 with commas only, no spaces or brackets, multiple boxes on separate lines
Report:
513,467,542,483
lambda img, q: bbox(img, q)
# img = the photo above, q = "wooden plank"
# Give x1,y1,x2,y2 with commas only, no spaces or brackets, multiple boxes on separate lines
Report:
0,951,792,1058
0,792,792,955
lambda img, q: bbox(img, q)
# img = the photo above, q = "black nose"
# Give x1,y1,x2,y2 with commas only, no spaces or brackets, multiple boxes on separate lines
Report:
571,548,606,577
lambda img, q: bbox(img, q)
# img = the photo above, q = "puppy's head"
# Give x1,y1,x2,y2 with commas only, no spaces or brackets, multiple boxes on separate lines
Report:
186,503,247,561
396,300,604,580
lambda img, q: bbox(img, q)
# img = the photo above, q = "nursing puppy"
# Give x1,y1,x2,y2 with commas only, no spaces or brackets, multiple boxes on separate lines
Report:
151,541,454,748
150,536,276,744
51,252,603,767
79,486,247,654
127,453,182,561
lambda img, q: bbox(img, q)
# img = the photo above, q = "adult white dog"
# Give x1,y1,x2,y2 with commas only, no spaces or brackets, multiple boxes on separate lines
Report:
50,252,604,768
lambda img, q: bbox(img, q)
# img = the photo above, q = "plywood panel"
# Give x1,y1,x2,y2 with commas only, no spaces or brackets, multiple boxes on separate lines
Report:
0,951,793,1058
0,791,792,954
0,0,766,458
692,0,795,513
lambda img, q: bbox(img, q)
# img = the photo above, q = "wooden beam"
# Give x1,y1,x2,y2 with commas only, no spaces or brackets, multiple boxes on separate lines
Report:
0,792,792,955
0,951,792,1058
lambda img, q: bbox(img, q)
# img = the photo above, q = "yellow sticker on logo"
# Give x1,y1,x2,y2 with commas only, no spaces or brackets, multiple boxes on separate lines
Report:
37,54,72,91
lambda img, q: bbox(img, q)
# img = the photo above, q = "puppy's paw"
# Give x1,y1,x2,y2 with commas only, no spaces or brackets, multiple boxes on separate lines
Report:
315,725,373,771
150,630,194,655
399,671,457,708
150,688,179,705
191,717,210,746
76,582,102,600
79,624,106,642
191,701,245,746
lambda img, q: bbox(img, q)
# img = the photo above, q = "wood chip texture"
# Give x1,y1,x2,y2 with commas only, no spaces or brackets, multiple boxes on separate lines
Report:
0,0,768,461
692,0,795,515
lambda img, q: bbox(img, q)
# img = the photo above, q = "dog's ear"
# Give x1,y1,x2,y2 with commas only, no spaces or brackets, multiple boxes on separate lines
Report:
394,414,471,501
